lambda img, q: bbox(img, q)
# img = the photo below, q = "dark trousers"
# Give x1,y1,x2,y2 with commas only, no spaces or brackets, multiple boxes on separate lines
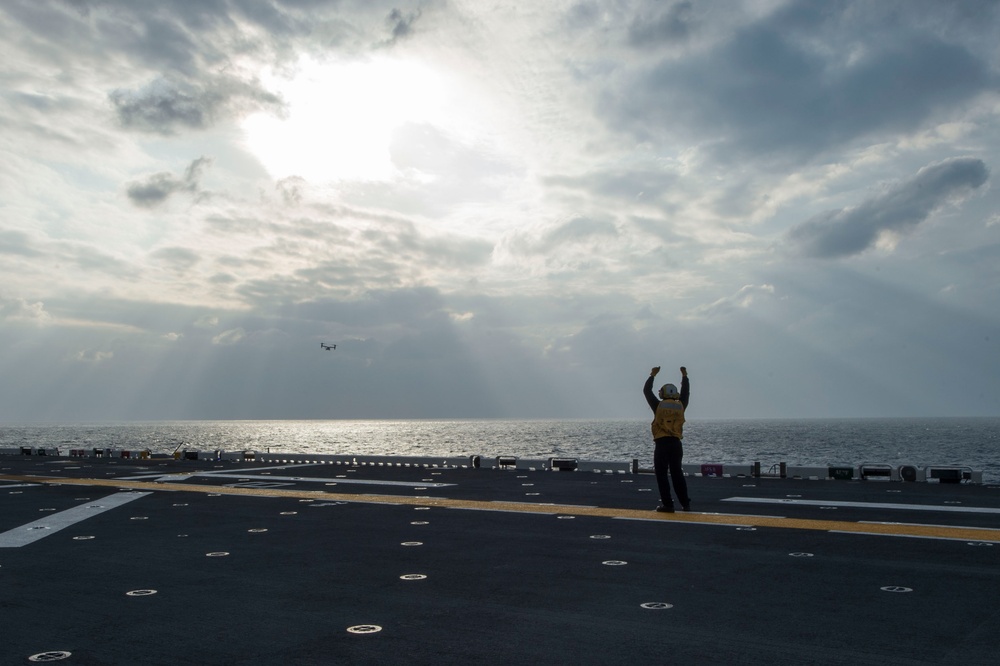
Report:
654,436,689,507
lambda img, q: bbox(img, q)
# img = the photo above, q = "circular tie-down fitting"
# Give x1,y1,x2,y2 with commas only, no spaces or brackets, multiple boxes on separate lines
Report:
126,589,158,597
880,585,913,593
602,560,628,566
29,652,72,662
640,602,674,610
789,552,814,557
347,625,382,635
399,574,427,580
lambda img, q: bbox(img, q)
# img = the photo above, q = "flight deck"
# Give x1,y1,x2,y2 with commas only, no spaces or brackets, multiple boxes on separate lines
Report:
2,453,999,665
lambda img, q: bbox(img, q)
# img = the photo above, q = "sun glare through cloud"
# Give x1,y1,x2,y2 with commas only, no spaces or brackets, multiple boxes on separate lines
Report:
242,56,450,183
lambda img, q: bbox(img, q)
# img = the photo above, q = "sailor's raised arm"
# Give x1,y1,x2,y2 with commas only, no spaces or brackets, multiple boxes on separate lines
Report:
643,368,660,412
679,366,690,408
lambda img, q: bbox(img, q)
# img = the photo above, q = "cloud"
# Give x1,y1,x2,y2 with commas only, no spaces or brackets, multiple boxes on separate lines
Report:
786,157,990,259
502,216,620,257
126,157,212,207
389,123,514,180
3,1,1000,421
544,166,681,205
205,211,495,307
0,229,42,257
0,296,52,325
150,246,201,273
384,8,422,44
73,350,113,363
298,288,449,330
627,1,694,46
600,6,995,161
683,284,775,319
212,328,245,345
541,217,620,251
110,75,283,134
276,177,306,207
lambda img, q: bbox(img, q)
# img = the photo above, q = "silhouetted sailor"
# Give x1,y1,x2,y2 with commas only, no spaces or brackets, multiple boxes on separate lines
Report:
643,365,691,513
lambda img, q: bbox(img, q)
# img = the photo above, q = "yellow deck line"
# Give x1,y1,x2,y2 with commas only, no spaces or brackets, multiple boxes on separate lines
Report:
6,474,1000,543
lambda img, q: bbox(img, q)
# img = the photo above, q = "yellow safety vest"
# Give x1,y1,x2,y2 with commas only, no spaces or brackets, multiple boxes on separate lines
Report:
651,399,685,439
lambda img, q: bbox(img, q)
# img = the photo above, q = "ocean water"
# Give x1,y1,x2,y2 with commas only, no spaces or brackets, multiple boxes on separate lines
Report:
2,417,998,483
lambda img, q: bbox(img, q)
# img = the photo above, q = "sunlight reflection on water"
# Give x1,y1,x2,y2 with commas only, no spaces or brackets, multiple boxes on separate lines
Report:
3,417,997,482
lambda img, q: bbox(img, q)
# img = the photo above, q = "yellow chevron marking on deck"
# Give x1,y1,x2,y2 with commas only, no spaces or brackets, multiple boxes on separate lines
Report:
5,474,1000,543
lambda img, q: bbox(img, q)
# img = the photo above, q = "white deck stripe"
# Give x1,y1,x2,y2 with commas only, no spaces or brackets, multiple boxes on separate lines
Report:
858,520,1000,532
194,472,452,488
118,469,453,488
722,497,1000,514
0,492,151,548
829,530,1000,543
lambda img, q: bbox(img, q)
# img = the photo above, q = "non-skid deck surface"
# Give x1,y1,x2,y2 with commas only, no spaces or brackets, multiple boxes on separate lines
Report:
2,456,999,665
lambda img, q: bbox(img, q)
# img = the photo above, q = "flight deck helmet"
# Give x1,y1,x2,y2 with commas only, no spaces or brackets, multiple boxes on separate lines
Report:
658,383,679,400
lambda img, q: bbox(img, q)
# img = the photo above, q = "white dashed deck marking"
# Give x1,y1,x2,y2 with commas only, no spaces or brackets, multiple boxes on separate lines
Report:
0,492,151,548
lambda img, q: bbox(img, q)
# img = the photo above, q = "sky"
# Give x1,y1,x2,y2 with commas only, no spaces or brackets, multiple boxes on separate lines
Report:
1,0,999,422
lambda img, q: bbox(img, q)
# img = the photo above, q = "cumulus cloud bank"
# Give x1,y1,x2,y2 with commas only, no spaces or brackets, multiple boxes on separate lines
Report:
2,0,999,420
604,12,993,162
786,158,990,259
110,75,284,134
